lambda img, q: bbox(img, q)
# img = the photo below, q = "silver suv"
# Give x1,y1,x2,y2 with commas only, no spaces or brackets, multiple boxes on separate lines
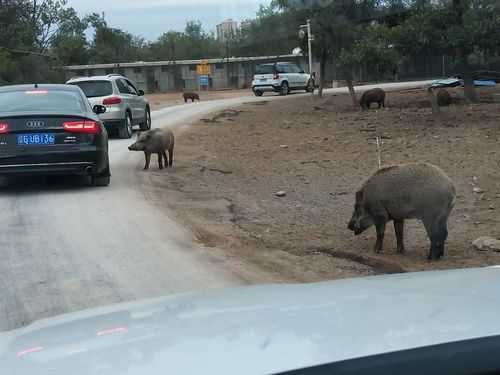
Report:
66,74,151,139
251,62,314,96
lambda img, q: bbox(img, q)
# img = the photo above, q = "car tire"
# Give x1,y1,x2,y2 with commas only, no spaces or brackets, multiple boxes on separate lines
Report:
280,81,289,96
254,90,263,97
91,163,111,187
140,107,151,131
119,112,133,139
306,79,315,93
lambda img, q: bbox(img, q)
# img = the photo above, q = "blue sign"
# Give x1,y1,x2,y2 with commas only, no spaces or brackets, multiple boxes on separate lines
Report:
199,75,209,86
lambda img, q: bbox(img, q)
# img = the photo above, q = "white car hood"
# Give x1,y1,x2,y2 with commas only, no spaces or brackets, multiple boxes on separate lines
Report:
1,267,500,374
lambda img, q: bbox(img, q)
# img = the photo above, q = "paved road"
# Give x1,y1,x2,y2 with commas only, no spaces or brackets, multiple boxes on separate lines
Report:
0,80,433,332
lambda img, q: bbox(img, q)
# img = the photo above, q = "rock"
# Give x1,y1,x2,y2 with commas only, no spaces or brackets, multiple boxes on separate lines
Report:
472,236,500,252
473,187,484,194
280,144,289,149
275,191,287,197
489,205,495,210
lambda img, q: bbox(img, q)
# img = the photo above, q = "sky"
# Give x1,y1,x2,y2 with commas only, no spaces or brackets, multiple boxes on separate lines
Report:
68,0,268,40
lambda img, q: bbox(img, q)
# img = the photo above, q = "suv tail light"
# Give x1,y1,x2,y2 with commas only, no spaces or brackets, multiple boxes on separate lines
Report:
0,122,9,134
63,120,100,134
102,96,122,105
273,72,280,80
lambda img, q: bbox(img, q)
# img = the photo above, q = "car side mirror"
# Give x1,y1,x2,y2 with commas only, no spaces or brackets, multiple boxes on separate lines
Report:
299,70,305,74
138,89,145,96
93,105,107,114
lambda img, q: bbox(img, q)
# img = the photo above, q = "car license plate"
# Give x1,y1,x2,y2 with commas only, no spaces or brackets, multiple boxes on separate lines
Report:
17,133,55,146
260,79,267,82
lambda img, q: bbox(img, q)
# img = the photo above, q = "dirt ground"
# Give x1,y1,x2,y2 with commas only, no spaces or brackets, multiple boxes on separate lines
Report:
146,86,500,282
146,89,250,111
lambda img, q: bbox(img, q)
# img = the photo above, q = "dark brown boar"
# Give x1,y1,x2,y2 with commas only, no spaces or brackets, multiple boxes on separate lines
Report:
347,163,456,260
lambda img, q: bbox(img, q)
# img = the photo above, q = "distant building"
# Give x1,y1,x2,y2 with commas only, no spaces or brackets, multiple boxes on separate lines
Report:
216,19,238,42
240,20,253,31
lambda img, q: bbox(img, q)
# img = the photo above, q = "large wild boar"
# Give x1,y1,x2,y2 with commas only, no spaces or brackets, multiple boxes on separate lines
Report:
128,128,175,170
360,88,386,109
436,88,452,106
347,163,456,260
183,92,200,103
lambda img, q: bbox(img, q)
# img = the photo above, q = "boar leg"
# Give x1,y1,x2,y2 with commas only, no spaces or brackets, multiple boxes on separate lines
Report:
162,151,169,167
423,217,441,260
157,153,163,169
374,218,386,253
168,146,174,167
144,152,151,170
436,216,449,258
393,219,405,253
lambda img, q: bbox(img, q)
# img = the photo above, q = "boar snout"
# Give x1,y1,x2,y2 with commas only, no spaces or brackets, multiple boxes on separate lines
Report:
128,142,142,151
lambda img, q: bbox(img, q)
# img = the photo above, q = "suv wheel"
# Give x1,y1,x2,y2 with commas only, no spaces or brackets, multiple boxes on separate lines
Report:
254,90,263,97
119,112,133,139
280,81,289,96
140,107,151,130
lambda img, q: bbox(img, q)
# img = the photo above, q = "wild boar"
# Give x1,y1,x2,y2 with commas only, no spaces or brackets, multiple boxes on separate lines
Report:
437,88,452,106
183,92,200,103
128,128,175,170
360,88,386,110
347,163,456,260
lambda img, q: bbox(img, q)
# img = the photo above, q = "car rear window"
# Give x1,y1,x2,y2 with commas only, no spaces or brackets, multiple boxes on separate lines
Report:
70,80,113,98
255,65,275,74
0,90,86,113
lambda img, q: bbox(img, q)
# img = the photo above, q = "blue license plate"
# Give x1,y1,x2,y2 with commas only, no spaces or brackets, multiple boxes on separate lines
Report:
17,133,55,146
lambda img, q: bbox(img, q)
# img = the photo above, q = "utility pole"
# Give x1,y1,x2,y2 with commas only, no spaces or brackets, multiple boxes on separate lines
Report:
299,19,314,96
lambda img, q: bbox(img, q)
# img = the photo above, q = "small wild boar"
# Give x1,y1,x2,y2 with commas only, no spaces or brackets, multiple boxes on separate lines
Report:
347,163,456,260
436,88,452,106
183,92,200,103
128,128,175,170
360,88,386,110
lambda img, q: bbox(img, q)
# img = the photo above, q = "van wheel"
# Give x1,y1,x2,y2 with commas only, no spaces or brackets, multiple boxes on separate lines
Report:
280,81,289,96
254,90,263,97
119,112,133,139
306,80,315,93
140,107,151,130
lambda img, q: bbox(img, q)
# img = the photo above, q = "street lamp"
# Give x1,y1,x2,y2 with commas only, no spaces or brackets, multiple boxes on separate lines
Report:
299,19,314,92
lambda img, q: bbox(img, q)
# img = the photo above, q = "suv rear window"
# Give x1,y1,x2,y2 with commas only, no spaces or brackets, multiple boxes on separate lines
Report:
69,81,113,98
255,65,275,74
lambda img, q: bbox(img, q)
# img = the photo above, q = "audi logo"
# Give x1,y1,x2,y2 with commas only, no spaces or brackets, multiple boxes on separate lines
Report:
26,120,45,128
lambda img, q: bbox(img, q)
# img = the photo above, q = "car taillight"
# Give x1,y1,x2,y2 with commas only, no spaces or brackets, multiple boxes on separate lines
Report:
273,73,280,80
102,96,122,105
63,120,100,134
0,122,8,134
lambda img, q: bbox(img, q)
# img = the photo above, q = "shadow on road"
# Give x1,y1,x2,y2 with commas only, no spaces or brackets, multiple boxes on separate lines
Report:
0,175,95,194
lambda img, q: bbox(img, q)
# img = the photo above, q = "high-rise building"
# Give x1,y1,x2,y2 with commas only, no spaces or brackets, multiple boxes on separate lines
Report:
216,19,238,42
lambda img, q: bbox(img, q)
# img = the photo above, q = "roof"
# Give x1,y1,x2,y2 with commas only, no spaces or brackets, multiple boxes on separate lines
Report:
66,74,125,83
0,84,79,92
2,267,500,374
63,54,302,71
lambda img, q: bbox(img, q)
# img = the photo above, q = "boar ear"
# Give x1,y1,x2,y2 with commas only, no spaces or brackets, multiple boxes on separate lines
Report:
355,191,364,202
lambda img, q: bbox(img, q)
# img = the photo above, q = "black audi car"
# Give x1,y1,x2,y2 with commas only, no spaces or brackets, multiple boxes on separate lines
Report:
0,84,110,186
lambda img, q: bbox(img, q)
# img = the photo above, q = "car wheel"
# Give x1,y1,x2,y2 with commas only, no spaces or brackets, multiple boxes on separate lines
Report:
140,107,151,130
306,80,315,93
91,163,111,187
254,90,263,97
119,112,133,139
280,81,289,96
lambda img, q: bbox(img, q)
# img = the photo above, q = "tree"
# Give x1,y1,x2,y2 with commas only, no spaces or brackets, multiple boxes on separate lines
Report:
51,7,88,65
275,0,382,101
85,13,148,63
